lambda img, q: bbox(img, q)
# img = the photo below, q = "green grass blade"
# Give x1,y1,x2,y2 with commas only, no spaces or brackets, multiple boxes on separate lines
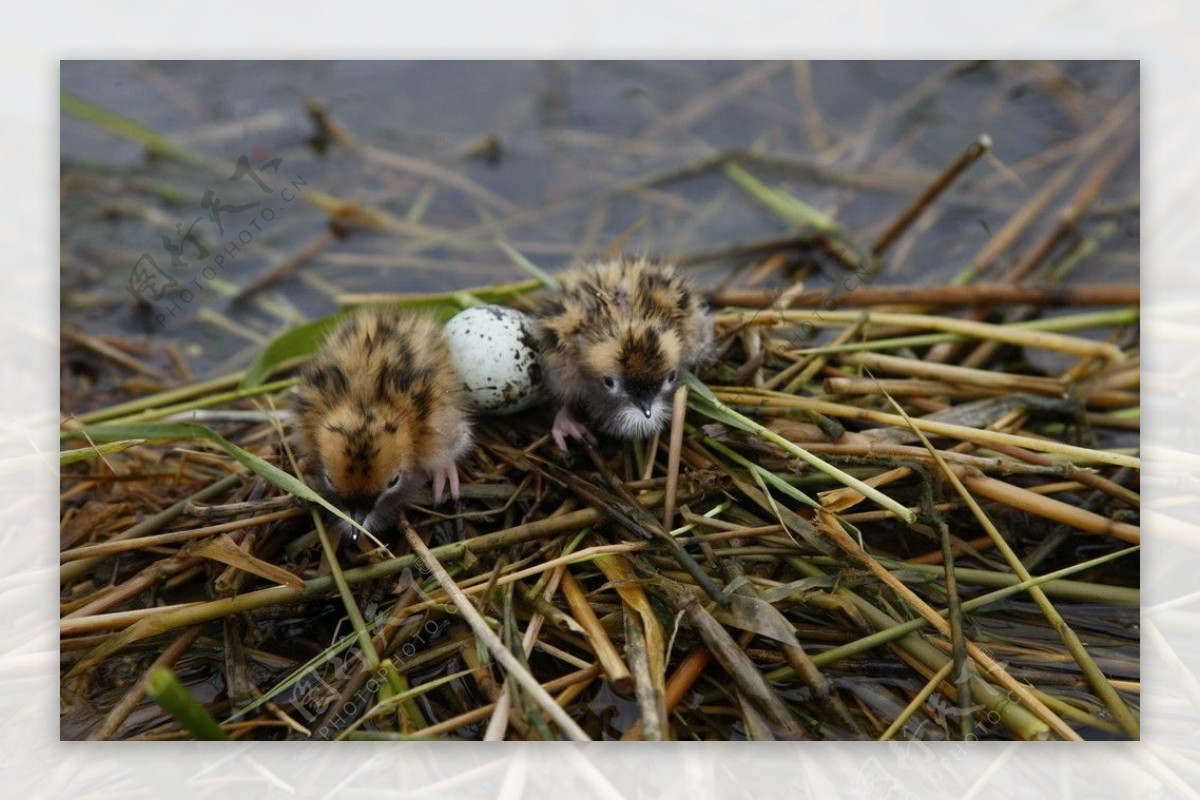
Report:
61,91,207,167
59,439,145,464
146,666,230,740
240,315,342,391
496,241,562,290
724,163,840,233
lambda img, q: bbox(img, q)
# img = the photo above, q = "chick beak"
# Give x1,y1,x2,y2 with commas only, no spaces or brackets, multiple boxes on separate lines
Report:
626,386,658,419
346,496,374,528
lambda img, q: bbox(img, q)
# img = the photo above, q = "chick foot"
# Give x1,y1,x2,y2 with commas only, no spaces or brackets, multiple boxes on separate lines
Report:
552,406,597,452
430,463,461,505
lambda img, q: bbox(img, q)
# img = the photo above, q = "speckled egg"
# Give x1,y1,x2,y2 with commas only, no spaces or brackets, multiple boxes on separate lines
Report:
444,305,542,414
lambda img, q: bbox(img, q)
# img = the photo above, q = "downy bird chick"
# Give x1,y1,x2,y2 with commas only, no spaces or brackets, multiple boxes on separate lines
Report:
534,256,712,451
292,309,472,537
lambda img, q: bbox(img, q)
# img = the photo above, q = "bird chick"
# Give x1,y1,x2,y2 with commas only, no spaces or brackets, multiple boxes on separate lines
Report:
292,309,472,537
534,256,711,450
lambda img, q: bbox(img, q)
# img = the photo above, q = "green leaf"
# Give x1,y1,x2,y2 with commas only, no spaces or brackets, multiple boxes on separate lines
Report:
240,314,343,391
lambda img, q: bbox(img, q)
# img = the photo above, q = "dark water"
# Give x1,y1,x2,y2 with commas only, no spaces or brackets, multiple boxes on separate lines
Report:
60,60,1139,385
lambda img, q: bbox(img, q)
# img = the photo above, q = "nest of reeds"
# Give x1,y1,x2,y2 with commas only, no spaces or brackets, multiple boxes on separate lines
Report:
61,250,1140,741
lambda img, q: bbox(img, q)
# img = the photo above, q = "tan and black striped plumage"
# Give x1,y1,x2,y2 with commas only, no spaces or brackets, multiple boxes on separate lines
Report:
534,257,711,448
292,309,472,535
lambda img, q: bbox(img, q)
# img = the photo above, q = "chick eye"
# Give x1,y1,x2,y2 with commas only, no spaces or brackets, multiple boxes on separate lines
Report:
666,370,678,384
387,473,401,489
602,375,617,390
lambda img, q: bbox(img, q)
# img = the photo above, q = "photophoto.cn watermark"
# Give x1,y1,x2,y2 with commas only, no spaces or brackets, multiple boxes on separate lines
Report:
852,670,1030,800
125,145,307,326
287,565,466,738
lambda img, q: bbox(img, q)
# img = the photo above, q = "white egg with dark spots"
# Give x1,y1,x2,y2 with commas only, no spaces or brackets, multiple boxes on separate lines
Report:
444,305,542,414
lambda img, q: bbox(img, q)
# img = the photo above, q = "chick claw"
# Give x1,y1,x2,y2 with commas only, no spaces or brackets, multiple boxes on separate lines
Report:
430,464,461,505
551,406,597,452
